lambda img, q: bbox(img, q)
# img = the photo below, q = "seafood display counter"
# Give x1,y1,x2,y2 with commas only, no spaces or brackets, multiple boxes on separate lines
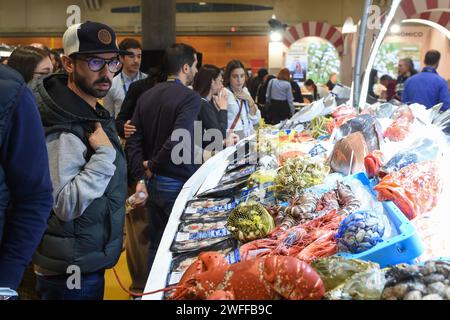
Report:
143,97,450,300
142,138,253,300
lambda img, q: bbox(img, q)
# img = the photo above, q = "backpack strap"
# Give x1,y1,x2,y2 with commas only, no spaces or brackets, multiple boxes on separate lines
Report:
45,122,96,161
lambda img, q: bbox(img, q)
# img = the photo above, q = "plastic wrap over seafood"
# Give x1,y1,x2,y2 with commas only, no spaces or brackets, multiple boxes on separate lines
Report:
220,165,257,184
412,161,450,261
384,106,415,142
378,138,441,178
362,102,397,119
171,220,232,253
374,161,443,220
181,198,235,221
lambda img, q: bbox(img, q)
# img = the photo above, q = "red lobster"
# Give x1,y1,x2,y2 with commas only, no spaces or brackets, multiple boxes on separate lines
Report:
169,252,325,300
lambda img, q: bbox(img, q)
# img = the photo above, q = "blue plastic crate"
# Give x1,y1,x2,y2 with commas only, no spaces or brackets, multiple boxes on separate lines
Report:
335,172,425,268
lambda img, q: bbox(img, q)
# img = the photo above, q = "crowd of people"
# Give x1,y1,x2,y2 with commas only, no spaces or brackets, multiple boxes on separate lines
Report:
369,52,450,111
1,20,449,301
0,21,262,300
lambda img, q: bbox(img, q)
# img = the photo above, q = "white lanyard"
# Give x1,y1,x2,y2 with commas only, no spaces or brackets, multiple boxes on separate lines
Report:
121,71,142,94
229,88,251,129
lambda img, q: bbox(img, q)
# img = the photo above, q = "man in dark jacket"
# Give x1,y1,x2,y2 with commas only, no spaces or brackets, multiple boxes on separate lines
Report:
0,65,53,298
116,67,166,139
126,43,200,271
114,67,165,295
31,21,147,300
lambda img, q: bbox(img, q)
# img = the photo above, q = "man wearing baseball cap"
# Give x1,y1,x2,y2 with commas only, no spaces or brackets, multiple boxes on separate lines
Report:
30,21,148,300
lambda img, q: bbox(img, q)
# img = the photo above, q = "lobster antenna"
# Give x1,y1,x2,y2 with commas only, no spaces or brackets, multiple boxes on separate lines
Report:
112,268,181,298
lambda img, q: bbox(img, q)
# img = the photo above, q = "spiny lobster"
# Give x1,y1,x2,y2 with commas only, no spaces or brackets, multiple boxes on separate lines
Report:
169,252,325,300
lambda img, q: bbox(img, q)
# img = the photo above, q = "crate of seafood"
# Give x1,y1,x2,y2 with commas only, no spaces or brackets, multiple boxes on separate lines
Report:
336,172,424,268
180,198,236,221
166,238,241,288
170,219,232,253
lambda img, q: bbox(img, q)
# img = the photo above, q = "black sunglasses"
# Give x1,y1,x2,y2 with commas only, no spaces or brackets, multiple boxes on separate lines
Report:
75,56,122,73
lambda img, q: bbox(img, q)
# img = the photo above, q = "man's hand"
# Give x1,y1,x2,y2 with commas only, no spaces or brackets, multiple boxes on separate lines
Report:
143,161,153,179
225,131,240,147
88,122,113,150
124,120,137,139
133,181,148,207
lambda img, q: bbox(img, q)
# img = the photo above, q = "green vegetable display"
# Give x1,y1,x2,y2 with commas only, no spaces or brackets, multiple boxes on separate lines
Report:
226,202,275,243
274,156,329,200
309,116,333,139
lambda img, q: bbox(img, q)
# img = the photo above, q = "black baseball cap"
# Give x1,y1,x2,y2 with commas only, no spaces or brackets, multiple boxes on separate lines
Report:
63,21,130,57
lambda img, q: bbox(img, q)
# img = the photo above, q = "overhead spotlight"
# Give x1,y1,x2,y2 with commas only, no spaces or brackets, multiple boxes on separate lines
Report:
268,18,287,32
390,24,401,33
270,31,282,42
342,16,357,34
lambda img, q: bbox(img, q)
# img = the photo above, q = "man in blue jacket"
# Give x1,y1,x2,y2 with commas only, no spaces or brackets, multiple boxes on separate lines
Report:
0,64,53,297
403,50,450,111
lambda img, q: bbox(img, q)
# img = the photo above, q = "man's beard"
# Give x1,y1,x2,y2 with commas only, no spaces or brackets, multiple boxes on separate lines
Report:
186,71,195,86
73,73,111,98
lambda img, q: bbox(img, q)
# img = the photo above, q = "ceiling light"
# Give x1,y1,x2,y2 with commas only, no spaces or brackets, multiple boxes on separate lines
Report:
270,31,282,42
342,16,357,34
390,24,401,33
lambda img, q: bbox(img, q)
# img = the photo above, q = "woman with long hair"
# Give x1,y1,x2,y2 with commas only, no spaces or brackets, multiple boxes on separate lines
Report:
304,79,319,101
265,68,294,124
223,60,261,138
193,64,229,142
7,46,53,83
304,78,329,102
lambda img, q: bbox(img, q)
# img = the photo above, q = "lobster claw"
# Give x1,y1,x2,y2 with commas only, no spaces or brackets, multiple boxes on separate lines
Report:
178,252,228,285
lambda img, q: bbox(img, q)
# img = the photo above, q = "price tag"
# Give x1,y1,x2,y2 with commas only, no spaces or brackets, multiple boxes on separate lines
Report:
175,232,190,242
169,272,183,285
184,207,198,214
